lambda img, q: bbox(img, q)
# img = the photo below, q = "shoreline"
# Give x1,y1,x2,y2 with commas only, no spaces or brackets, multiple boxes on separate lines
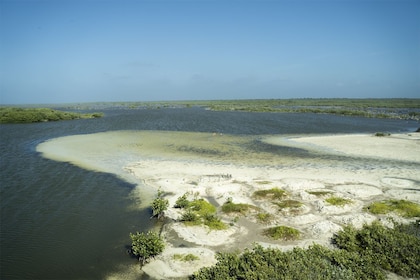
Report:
36,131,420,279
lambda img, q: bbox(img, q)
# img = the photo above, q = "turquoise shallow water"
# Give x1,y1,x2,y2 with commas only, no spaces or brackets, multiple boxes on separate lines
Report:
1,107,417,279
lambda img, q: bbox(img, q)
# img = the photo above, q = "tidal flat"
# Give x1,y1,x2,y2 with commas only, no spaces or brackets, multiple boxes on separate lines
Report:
37,130,420,279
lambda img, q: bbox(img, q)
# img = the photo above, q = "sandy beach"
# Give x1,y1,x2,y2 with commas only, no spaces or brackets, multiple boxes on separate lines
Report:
37,131,420,279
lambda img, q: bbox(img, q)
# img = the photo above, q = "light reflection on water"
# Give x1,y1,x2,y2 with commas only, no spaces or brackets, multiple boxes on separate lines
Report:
1,107,418,279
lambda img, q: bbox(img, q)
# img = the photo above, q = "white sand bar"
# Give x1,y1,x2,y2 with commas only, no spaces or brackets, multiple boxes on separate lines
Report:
37,131,420,279
264,133,420,162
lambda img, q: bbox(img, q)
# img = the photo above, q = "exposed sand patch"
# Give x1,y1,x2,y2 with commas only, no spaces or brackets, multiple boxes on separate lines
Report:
37,131,420,279
332,184,383,199
281,133,420,162
141,247,217,279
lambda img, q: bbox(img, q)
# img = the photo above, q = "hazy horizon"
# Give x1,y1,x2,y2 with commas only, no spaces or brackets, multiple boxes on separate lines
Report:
1,0,419,105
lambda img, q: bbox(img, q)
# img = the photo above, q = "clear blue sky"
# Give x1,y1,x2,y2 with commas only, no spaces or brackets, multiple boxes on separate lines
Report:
1,0,419,104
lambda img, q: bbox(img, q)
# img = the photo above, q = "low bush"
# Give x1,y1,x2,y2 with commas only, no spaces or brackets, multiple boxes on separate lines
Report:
151,189,169,219
177,197,227,230
129,231,165,265
204,214,228,230
174,193,190,209
180,210,200,224
221,199,254,214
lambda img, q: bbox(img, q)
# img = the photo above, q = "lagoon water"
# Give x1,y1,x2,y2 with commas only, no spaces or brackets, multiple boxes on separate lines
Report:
1,107,418,279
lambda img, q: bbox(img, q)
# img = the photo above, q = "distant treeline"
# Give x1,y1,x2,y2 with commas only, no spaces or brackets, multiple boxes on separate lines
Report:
202,98,420,120
3,99,419,122
0,107,103,124
72,98,420,120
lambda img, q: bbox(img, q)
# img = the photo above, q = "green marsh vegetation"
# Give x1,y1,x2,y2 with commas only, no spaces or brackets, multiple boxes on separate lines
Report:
253,188,287,200
306,190,332,196
173,253,200,262
191,220,420,279
255,212,273,224
253,188,304,213
0,107,103,123
366,199,420,218
273,199,303,210
221,197,256,215
129,231,165,265
325,196,353,206
263,225,301,240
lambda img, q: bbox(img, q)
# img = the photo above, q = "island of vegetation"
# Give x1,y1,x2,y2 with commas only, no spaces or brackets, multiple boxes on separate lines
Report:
0,107,103,124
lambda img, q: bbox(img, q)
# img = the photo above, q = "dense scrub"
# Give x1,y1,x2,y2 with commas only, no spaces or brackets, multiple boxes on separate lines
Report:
191,244,383,280
191,220,420,279
332,221,420,277
0,107,103,123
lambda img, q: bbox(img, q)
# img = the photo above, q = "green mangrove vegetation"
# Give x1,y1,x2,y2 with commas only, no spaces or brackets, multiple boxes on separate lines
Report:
191,220,420,279
0,107,103,124
332,221,420,277
151,189,169,220
175,194,227,230
129,231,165,265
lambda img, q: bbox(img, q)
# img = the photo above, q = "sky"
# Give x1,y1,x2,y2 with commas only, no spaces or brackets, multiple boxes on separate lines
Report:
0,0,419,104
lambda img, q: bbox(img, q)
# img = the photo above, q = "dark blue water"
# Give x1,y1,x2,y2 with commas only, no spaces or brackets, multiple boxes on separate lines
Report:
1,107,418,279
